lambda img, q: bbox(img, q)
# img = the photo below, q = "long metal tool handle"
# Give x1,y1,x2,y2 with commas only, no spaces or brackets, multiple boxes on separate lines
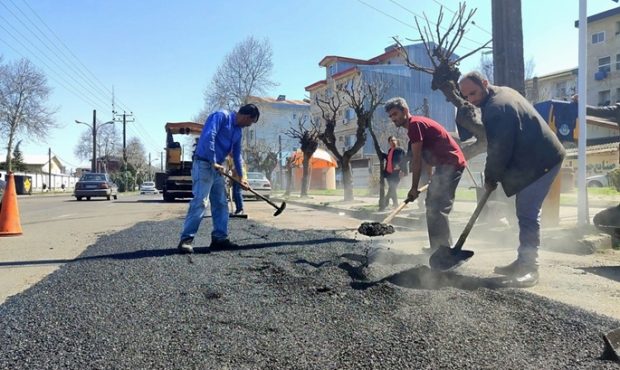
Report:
219,169,280,210
381,184,429,224
453,188,493,251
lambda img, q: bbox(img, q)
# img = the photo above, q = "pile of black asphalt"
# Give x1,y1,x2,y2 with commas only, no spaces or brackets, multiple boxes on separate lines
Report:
1,218,619,369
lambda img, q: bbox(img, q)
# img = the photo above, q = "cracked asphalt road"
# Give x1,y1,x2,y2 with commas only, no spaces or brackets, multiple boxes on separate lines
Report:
1,217,619,369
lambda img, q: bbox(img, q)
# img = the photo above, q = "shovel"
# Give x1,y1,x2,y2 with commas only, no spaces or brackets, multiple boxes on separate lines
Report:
358,184,429,237
603,327,620,361
429,188,493,271
218,170,286,217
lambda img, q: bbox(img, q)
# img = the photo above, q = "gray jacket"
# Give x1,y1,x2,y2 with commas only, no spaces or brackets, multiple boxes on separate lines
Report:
481,86,566,196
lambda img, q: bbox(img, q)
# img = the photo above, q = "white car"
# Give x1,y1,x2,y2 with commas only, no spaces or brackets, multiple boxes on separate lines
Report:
139,181,159,194
242,172,272,199
586,173,610,188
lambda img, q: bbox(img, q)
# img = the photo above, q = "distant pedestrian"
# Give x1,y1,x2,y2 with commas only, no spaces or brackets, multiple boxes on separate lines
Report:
177,104,260,253
0,173,6,212
381,136,406,210
459,71,565,286
385,97,466,253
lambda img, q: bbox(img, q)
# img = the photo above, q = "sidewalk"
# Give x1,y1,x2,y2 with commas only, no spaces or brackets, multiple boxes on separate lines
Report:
272,191,616,253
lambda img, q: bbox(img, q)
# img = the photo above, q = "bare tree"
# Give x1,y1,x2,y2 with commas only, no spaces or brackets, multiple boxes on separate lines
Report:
203,36,277,110
125,137,147,175
285,116,319,197
245,143,278,182
74,124,121,171
0,58,57,171
316,76,386,201
394,3,492,159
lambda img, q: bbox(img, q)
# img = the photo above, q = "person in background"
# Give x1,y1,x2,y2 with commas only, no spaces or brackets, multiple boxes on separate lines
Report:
0,173,6,212
226,155,246,215
459,71,565,286
385,97,466,254
381,136,407,210
177,104,260,254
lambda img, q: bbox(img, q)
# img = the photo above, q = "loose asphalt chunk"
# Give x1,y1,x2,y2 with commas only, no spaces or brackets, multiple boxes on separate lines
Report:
0,218,619,369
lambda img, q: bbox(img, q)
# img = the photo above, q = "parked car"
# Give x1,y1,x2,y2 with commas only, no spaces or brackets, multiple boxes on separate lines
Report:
586,173,610,188
139,181,159,195
74,173,118,201
242,172,271,199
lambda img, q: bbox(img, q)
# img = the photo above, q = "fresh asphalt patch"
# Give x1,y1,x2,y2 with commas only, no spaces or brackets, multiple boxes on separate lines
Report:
1,218,619,369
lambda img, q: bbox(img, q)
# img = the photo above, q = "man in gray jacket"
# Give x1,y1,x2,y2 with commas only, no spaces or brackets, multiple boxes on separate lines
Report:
459,71,566,287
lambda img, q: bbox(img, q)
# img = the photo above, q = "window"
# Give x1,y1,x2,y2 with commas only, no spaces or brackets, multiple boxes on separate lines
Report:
345,108,355,120
328,64,336,77
555,81,567,98
616,54,620,70
598,90,611,106
616,21,620,35
598,56,611,72
592,31,605,44
616,88,620,103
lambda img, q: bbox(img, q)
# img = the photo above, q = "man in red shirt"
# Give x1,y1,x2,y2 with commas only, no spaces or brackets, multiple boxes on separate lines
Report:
385,97,467,252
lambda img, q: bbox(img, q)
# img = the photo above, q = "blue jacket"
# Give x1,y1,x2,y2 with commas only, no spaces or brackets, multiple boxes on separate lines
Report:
194,110,244,177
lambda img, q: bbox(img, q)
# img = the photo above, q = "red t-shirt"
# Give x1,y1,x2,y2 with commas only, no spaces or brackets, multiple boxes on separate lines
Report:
407,115,466,169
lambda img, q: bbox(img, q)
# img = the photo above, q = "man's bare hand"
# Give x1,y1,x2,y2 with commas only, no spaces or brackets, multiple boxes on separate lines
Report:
406,187,419,203
212,163,225,173
240,179,250,191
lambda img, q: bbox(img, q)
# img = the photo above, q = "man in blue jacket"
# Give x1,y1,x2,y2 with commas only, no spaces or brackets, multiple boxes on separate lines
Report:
177,104,260,253
459,71,565,286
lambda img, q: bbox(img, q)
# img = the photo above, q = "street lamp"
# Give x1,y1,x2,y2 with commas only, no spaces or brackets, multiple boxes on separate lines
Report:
75,109,114,172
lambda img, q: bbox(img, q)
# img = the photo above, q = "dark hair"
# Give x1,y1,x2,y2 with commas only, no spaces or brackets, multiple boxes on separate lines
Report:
459,71,487,88
384,97,409,113
388,136,399,145
238,104,260,120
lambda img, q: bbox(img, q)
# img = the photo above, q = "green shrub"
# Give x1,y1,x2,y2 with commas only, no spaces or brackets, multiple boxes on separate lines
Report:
609,168,620,191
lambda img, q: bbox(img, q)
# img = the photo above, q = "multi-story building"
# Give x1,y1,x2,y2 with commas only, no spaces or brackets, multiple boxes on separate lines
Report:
246,95,311,154
526,7,620,106
304,42,457,187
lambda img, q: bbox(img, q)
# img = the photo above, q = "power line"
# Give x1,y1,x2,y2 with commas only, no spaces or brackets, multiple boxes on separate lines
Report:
430,0,493,36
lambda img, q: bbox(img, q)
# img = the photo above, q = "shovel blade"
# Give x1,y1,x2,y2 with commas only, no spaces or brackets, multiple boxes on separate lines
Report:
429,246,474,271
603,327,620,361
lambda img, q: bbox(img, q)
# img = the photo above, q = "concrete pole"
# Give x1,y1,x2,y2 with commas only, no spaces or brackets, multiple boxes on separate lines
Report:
577,0,588,225
92,110,97,172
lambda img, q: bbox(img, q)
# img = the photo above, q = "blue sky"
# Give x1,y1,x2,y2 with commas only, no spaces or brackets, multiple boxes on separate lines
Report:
1,0,618,171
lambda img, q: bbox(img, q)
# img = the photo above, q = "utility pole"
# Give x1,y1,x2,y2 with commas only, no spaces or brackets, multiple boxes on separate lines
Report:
278,135,282,190
92,110,97,172
48,147,52,191
114,111,134,191
148,152,152,181
492,0,525,95
160,151,163,171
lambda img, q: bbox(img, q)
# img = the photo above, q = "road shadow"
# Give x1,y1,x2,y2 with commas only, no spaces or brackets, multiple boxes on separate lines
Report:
337,252,507,292
580,265,620,283
0,237,357,267
349,266,506,291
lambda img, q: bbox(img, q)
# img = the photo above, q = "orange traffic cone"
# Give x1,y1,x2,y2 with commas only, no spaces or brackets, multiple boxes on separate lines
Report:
0,172,23,236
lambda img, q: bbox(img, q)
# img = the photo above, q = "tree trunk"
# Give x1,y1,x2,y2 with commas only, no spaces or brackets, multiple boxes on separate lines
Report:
301,157,311,197
342,155,354,201
284,164,293,196
378,173,386,209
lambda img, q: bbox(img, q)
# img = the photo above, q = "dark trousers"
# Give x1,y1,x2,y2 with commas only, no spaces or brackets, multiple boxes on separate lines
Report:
385,171,401,207
426,165,463,249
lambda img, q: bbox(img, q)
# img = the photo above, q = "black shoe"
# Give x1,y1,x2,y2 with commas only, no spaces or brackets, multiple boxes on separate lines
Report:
234,209,244,215
210,238,239,250
494,259,538,276
177,238,194,254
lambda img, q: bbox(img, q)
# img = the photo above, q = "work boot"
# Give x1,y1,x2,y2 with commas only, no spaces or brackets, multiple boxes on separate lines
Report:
210,238,239,251
494,259,538,276
177,238,194,254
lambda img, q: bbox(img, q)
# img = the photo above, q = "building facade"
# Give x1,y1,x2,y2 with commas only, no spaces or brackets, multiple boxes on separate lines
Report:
304,42,457,188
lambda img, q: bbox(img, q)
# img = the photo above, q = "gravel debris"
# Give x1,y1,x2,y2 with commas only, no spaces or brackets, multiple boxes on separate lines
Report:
1,218,619,369
358,222,395,237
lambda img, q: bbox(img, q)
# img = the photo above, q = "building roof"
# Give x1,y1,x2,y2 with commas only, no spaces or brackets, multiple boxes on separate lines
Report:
565,141,620,157
574,6,620,27
304,80,327,92
248,96,310,106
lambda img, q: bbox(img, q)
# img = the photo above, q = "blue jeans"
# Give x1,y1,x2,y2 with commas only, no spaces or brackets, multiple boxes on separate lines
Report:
232,182,243,212
515,162,562,264
426,165,463,249
179,160,229,242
